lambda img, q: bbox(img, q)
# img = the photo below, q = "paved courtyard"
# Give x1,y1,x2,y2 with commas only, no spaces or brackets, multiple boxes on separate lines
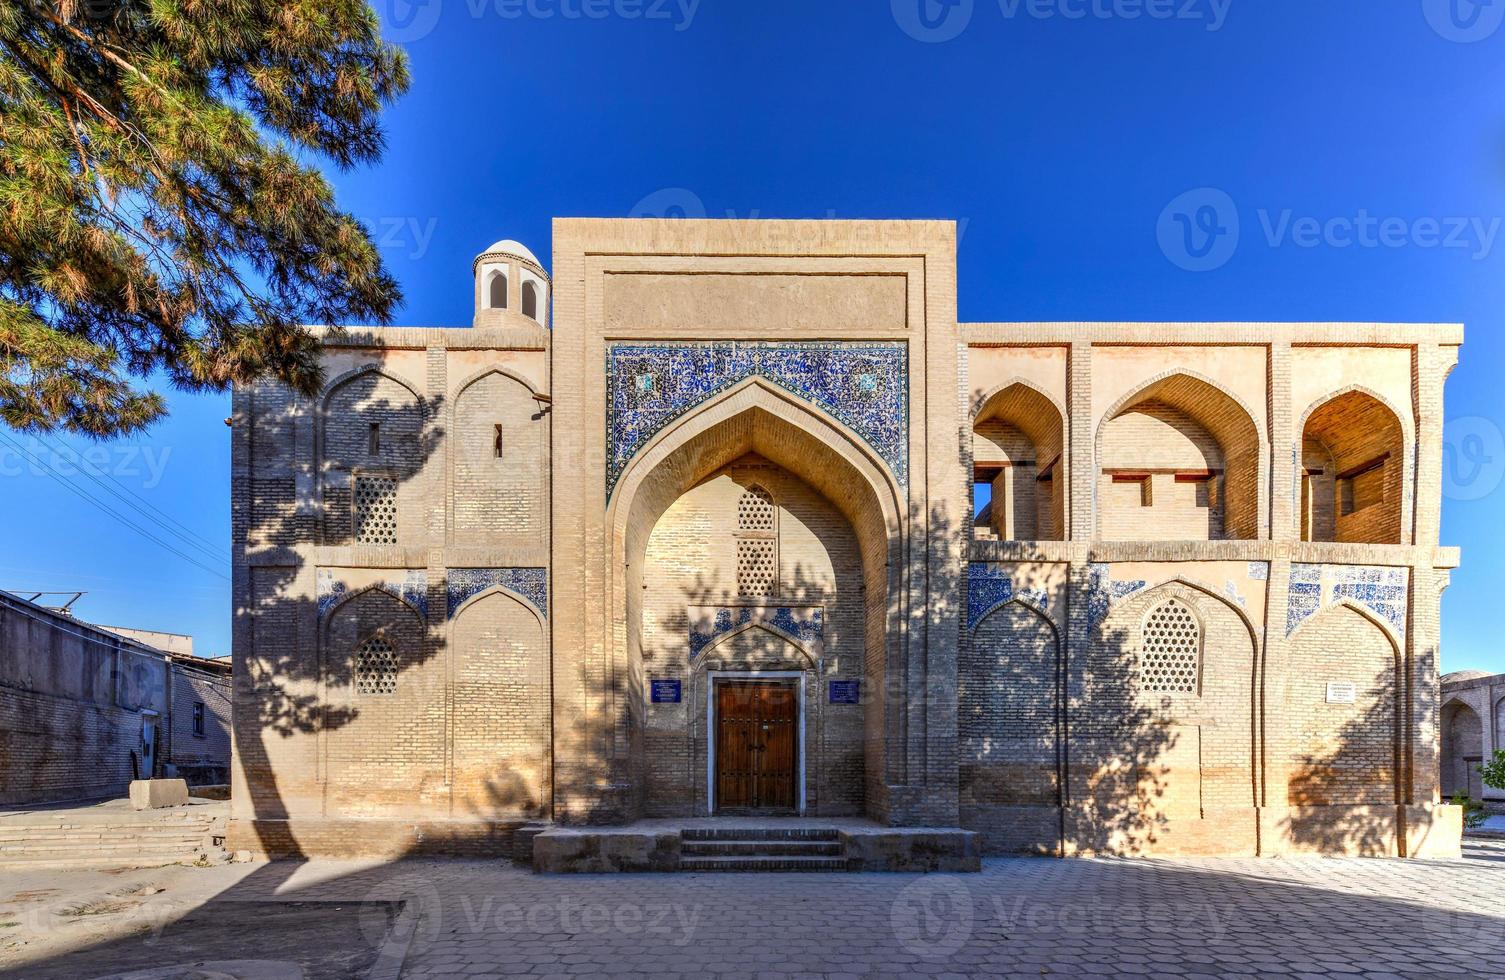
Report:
2,841,1503,978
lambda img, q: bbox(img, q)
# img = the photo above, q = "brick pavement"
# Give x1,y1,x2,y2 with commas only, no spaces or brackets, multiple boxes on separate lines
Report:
3,845,1502,978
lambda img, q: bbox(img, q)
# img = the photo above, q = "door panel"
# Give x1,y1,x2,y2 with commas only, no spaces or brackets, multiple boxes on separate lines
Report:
715,681,798,811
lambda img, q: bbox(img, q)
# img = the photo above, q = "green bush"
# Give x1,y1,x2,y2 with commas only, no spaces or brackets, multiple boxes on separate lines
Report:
1451,792,1487,830
1480,749,1505,793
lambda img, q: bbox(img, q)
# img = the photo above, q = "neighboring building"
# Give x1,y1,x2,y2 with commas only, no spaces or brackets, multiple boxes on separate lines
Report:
230,220,1462,861
166,653,232,787
1441,670,1504,807
0,590,231,804
96,624,196,659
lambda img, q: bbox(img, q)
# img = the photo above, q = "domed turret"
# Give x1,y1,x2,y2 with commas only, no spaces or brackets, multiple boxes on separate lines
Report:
473,239,549,329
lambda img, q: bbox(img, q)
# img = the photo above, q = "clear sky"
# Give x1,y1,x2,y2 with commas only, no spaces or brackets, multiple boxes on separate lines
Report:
5,1,1505,672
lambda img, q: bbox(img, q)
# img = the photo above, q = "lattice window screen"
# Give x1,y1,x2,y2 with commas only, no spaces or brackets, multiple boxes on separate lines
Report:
735,486,777,597
355,636,398,696
1141,599,1200,694
738,486,776,531
737,539,777,597
353,475,398,544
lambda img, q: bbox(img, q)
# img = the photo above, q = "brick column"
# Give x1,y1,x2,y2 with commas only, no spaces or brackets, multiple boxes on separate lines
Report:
1259,556,1292,854
1269,342,1294,541
1068,342,1094,542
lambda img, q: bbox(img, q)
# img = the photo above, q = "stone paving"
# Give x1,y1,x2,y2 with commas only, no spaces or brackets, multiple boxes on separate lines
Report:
2,843,1503,978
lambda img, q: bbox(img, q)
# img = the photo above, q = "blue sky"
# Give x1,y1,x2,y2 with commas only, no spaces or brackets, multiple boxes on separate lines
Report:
6,0,1505,671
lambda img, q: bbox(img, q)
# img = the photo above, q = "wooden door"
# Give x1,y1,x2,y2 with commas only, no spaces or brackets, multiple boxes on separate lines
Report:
715,681,797,811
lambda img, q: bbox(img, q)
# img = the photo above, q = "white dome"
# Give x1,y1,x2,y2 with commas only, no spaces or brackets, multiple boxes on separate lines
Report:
480,239,541,266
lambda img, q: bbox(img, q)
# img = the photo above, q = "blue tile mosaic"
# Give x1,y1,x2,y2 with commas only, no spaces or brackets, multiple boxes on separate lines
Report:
446,567,548,619
967,563,1013,630
1285,564,1408,638
688,605,824,659
966,563,1055,629
605,342,908,495
317,568,429,622
1247,562,1269,581
1086,564,1147,630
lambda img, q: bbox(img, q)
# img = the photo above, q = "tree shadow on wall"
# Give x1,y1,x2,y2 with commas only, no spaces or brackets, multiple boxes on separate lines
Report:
959,545,1182,857
232,376,448,862
1281,622,1438,858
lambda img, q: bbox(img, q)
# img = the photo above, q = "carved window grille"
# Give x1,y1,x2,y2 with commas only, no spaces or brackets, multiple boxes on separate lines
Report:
353,475,398,544
736,486,777,597
1141,599,1201,694
355,636,398,696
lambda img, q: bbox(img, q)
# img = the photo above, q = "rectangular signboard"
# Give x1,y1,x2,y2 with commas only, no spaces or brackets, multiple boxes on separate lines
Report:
650,679,682,704
829,679,860,704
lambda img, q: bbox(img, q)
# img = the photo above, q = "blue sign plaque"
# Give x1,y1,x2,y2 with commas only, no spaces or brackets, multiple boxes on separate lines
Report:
650,679,682,704
828,679,860,705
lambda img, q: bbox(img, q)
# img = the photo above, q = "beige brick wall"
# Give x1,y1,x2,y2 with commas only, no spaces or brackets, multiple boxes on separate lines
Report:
227,221,1462,860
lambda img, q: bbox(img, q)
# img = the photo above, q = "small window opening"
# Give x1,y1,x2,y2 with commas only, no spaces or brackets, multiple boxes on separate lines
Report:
522,280,539,320
368,422,380,455
488,271,508,309
493,423,504,459
192,701,205,737
1112,472,1153,507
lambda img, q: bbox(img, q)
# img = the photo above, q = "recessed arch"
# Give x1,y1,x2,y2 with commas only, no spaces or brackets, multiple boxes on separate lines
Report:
1297,386,1409,544
320,582,426,631
610,378,905,816
695,620,819,671
320,363,423,413
487,269,508,309
1095,370,1266,541
521,280,539,320
449,584,546,633
971,378,1067,541
451,364,541,401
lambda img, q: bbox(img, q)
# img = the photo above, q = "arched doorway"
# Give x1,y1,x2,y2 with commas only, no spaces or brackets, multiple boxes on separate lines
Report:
1441,700,1484,800
610,380,903,819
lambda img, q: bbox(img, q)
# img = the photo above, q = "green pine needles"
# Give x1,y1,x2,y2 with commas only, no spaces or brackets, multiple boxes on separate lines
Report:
0,0,410,434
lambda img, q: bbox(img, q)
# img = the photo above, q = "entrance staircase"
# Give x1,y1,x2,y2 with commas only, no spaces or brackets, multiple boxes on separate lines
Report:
0,800,228,870
678,826,848,872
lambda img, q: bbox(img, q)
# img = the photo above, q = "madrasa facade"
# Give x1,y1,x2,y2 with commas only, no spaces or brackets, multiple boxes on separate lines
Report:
229,219,1463,865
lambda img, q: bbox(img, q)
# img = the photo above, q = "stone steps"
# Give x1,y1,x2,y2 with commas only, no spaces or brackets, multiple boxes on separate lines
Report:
0,813,225,869
679,854,851,872
678,827,849,871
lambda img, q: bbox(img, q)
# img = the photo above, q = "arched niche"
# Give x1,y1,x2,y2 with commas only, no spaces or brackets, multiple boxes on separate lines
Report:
1096,372,1264,541
449,588,550,818
972,381,1066,541
1299,388,1407,544
610,379,903,819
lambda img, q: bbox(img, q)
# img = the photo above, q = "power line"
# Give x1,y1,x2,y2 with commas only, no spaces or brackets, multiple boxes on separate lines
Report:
0,431,229,581
29,432,225,563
